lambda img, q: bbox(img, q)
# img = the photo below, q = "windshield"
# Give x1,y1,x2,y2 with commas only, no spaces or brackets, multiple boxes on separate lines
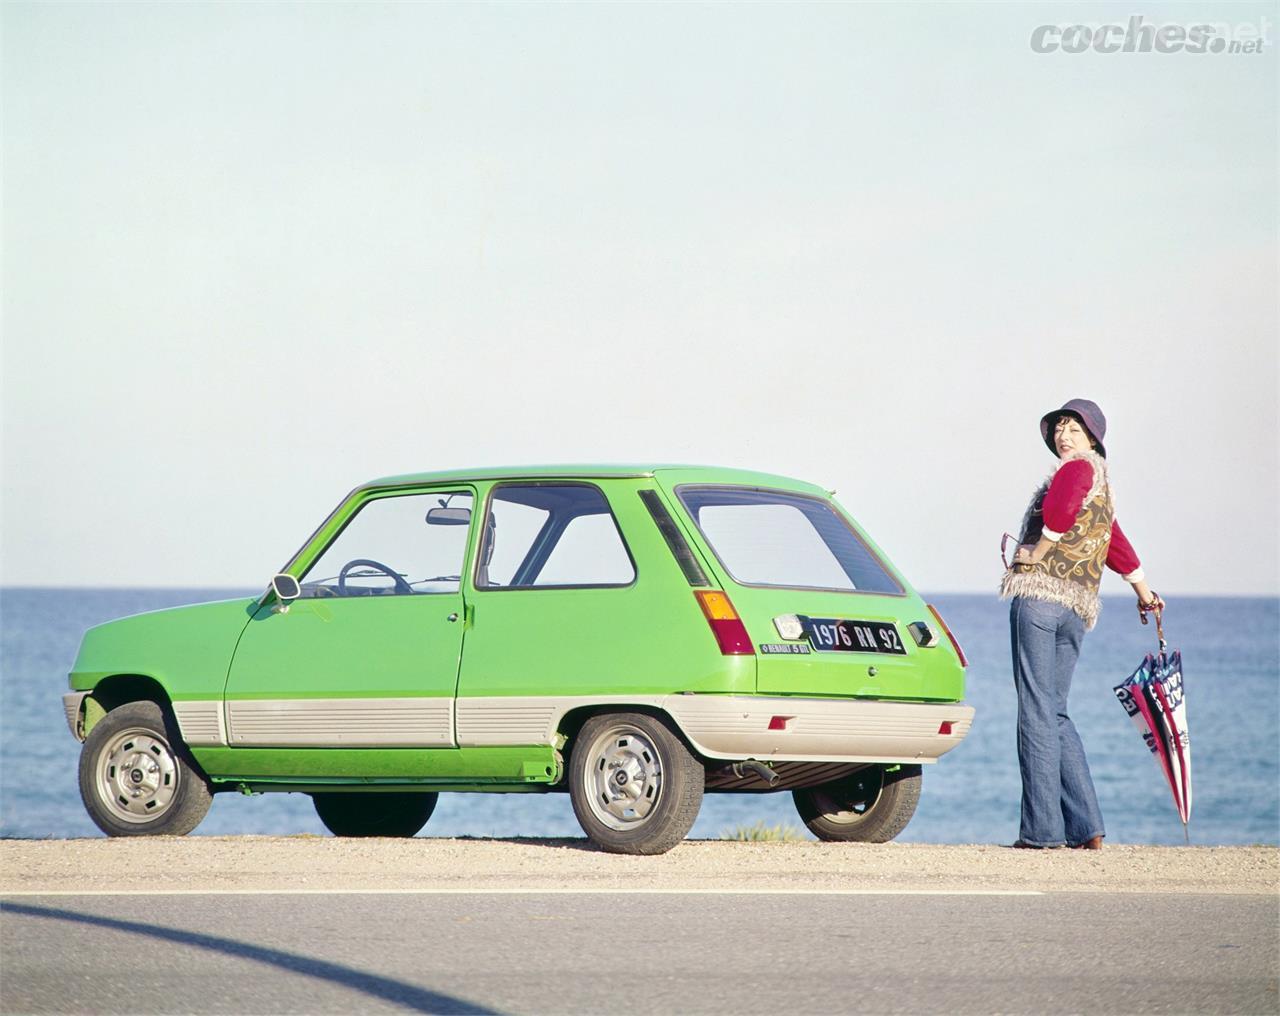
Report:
676,487,901,594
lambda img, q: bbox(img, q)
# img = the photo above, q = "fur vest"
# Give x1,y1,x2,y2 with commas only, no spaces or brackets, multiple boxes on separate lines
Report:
1000,450,1113,629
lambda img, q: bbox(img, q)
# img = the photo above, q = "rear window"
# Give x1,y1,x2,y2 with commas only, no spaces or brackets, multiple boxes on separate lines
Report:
676,487,901,594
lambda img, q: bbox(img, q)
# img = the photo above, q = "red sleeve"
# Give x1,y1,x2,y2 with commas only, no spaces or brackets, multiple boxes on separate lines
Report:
1107,517,1143,578
1041,459,1094,538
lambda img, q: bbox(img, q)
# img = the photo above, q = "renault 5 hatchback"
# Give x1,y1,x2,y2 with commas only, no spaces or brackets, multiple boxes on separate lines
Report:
64,465,973,854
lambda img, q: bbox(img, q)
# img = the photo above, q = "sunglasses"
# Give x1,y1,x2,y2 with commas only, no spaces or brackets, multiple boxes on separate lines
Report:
1001,532,1022,570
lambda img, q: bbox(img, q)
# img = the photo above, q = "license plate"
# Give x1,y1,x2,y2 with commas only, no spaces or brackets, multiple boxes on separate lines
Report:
804,618,906,655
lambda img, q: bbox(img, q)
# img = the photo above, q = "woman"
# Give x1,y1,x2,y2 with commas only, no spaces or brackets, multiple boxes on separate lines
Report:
1000,398,1162,850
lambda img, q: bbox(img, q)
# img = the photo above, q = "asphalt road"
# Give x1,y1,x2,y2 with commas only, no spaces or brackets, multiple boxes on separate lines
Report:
2,892,1276,1015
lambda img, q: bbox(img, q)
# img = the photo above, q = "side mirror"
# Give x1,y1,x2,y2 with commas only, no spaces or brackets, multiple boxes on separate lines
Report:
426,507,471,526
271,573,301,612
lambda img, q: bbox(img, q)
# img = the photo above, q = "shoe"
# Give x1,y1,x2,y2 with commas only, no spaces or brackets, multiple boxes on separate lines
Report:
1012,840,1060,849
1072,836,1104,850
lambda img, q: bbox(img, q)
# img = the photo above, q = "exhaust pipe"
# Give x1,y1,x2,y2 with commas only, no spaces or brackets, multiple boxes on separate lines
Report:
731,759,780,786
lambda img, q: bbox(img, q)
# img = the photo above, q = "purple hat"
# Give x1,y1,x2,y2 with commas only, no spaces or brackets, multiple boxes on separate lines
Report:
1040,399,1107,458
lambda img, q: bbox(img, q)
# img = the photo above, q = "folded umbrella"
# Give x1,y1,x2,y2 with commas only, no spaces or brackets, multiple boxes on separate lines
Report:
1113,605,1191,840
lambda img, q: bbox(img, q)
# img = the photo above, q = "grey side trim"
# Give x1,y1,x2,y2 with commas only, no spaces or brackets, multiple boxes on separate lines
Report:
454,694,973,764
172,693,973,762
664,695,974,763
173,700,228,747
455,700,559,746
62,692,88,742
455,695,666,746
225,697,454,748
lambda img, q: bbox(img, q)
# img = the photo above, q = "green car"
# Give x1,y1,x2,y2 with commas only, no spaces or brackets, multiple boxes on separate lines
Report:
64,465,973,854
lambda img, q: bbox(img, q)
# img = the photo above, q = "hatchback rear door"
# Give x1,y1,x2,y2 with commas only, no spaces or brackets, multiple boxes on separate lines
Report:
660,479,964,702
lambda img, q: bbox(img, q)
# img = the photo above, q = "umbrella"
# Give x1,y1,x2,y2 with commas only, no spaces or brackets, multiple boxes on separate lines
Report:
1113,605,1191,841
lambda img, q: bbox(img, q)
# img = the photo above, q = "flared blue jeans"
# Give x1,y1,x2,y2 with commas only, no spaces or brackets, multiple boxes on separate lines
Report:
1010,596,1105,847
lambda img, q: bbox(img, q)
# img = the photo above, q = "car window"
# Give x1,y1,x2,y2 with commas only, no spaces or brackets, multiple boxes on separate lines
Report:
299,491,472,597
480,499,549,587
677,487,901,593
477,484,635,588
536,514,636,585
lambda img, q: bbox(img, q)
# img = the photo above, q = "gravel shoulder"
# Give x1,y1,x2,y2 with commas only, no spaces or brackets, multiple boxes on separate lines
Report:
2,838,1276,895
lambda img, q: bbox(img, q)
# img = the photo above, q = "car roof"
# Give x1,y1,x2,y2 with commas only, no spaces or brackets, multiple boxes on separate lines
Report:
363,464,829,496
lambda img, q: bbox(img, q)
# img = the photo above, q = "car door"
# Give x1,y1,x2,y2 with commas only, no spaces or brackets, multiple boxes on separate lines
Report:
222,487,476,747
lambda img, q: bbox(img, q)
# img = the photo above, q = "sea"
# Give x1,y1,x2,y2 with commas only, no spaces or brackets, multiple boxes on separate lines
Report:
2,588,1276,846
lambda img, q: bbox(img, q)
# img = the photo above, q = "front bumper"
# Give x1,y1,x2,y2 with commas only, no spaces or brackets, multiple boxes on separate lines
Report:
62,691,89,742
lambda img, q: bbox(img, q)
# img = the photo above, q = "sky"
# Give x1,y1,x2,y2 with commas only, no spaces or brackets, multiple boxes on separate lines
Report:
2,2,1276,596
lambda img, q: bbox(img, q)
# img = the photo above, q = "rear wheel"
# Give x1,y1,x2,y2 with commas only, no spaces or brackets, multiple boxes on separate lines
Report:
792,764,922,843
78,700,213,837
312,792,438,837
569,712,704,855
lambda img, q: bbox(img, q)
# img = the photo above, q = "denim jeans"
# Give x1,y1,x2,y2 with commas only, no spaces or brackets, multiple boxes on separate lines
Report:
1010,596,1105,847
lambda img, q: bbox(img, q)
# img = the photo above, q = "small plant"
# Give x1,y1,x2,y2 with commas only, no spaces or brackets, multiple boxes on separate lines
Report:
721,821,806,842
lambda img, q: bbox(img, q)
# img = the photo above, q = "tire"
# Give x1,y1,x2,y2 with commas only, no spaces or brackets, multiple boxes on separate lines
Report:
78,700,213,837
568,712,704,855
792,764,922,843
312,792,438,837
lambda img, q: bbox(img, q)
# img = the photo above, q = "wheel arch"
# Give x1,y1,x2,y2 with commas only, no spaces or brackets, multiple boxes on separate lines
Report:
72,670,179,742
557,703,708,769
84,673,174,731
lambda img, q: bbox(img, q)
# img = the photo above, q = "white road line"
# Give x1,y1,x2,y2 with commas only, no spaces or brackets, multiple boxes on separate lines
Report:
1,888,1044,897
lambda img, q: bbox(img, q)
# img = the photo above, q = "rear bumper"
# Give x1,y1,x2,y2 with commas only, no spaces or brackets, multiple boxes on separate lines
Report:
664,695,974,764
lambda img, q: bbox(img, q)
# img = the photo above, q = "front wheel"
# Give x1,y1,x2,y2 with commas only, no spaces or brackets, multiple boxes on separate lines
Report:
792,764,922,843
312,792,438,837
78,700,213,837
569,712,704,855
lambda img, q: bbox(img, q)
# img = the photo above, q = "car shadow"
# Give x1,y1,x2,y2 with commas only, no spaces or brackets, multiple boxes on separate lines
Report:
2,901,499,1014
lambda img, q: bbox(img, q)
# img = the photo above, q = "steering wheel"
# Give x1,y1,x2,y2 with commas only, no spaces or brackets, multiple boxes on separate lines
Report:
338,559,414,596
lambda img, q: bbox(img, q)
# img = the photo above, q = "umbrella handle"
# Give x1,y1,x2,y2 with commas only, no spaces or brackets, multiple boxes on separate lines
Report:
1138,596,1166,652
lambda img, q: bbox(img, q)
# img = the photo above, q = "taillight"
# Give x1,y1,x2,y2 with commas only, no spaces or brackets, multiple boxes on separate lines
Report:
927,604,967,668
694,590,755,656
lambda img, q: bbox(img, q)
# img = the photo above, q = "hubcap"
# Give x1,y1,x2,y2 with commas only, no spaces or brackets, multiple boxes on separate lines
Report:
95,727,180,824
583,726,663,831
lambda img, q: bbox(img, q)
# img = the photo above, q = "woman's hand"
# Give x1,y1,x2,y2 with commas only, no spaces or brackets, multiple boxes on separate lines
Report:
1133,580,1164,614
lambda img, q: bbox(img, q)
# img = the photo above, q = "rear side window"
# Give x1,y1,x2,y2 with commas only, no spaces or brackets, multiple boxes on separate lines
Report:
676,487,901,594
476,483,635,588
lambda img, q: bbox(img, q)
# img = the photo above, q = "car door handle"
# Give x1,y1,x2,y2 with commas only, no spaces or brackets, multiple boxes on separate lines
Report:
447,613,459,622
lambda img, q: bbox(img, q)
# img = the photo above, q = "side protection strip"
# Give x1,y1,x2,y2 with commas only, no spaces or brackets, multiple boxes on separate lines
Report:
223,697,453,748
172,700,228,746
456,695,974,763
169,694,974,763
